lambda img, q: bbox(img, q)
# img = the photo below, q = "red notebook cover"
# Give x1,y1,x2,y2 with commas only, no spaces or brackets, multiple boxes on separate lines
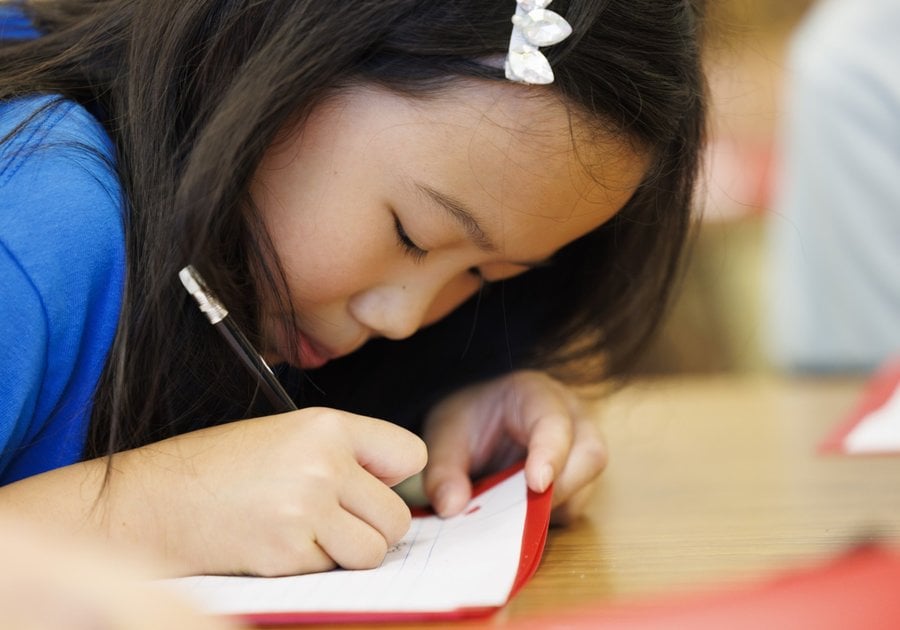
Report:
820,358,900,454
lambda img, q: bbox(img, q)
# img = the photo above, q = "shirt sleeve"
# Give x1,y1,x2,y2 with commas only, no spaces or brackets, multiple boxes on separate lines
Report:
0,243,48,472
0,96,124,483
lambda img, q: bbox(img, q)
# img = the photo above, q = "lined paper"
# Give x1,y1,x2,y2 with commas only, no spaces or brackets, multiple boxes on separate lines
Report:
164,470,528,616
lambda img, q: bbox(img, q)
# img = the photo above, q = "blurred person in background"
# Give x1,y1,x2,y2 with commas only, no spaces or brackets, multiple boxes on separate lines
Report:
767,0,900,373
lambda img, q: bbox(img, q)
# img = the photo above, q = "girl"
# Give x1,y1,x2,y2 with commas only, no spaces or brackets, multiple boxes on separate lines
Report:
0,0,706,577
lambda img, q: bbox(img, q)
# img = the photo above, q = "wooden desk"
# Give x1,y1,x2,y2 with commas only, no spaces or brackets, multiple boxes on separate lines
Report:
255,375,900,629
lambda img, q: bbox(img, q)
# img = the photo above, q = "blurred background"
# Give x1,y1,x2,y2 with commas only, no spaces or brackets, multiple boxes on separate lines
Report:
638,0,818,374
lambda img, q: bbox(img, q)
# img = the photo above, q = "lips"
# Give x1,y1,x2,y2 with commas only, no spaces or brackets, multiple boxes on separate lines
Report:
293,326,371,370
296,333,334,369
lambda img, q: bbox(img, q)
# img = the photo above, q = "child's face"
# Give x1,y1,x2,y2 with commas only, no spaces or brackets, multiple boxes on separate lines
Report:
251,82,649,369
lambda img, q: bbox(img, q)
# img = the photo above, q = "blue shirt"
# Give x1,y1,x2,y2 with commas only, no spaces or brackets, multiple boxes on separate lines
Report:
0,93,125,484
0,3,38,40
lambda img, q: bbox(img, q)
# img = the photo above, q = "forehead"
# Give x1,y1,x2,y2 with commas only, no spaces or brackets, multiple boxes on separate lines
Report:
289,81,648,257
419,82,646,218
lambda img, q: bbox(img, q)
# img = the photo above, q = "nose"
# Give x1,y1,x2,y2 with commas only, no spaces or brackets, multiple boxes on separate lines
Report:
348,273,479,341
347,284,430,341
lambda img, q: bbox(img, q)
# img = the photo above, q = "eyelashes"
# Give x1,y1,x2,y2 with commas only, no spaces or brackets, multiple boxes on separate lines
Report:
391,212,486,281
393,214,428,263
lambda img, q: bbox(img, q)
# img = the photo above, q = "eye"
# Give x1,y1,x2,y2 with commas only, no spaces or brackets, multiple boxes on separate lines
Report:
393,214,428,264
471,262,537,284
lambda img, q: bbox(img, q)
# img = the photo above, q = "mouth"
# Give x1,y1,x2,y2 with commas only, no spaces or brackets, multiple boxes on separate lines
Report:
296,333,335,370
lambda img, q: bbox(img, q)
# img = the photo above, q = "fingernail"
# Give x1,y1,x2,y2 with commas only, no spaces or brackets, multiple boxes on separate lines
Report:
538,464,554,493
435,483,466,517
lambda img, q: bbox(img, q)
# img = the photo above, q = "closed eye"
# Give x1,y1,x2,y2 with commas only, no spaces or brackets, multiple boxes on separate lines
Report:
393,214,428,264
474,260,545,284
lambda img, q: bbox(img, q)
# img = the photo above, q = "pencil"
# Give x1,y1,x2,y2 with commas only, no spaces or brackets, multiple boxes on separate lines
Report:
178,265,298,412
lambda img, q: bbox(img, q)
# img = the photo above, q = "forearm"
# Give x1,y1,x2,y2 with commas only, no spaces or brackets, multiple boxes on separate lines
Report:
0,456,109,530
2,410,427,578
0,445,190,572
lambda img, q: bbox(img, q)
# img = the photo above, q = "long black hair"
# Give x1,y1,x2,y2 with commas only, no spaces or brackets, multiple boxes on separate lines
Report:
0,0,706,456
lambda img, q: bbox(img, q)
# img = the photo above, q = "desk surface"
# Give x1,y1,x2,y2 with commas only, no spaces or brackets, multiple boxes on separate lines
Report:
253,375,900,629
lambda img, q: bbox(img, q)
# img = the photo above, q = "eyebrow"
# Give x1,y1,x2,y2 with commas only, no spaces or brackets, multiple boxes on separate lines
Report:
414,182,554,270
415,183,498,253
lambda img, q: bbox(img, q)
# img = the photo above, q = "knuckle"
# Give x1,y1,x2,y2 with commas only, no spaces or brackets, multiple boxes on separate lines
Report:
384,502,413,546
300,407,350,434
341,534,388,571
251,535,335,577
582,439,608,474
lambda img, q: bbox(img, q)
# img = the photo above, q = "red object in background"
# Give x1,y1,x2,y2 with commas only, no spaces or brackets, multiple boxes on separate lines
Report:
701,138,774,220
516,545,900,630
820,358,900,454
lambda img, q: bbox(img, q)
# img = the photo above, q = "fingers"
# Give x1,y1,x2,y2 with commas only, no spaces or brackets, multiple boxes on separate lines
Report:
550,479,598,526
548,417,607,522
504,373,604,517
421,404,475,518
514,381,575,494
257,447,415,575
315,507,393,571
253,536,336,577
306,414,418,571
424,466,473,518
434,371,605,525
339,466,412,550
421,371,586,518
296,451,414,571
344,411,428,487
235,410,422,575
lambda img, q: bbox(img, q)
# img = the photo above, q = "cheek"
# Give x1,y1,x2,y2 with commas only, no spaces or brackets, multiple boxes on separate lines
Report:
256,195,387,308
253,154,388,308
422,272,481,327
273,236,374,307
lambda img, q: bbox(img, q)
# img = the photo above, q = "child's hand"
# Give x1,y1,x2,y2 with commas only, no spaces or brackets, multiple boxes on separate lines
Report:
421,370,607,525
106,409,427,577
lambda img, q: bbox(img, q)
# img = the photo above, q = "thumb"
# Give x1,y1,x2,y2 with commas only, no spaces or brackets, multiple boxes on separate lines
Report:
348,413,428,487
422,412,475,518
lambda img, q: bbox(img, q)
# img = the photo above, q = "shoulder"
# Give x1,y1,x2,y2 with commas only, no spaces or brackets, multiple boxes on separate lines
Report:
0,95,124,292
0,93,124,335
0,242,51,474
0,94,118,192
0,95,124,479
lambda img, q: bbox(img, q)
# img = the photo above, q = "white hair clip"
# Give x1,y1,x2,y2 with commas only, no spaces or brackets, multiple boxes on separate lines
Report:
504,0,573,85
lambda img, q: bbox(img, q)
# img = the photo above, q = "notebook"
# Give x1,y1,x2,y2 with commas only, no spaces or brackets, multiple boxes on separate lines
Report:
163,464,551,625
821,358,900,454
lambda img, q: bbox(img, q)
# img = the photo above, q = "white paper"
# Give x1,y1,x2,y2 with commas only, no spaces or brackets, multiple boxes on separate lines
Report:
845,383,900,454
163,470,528,616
